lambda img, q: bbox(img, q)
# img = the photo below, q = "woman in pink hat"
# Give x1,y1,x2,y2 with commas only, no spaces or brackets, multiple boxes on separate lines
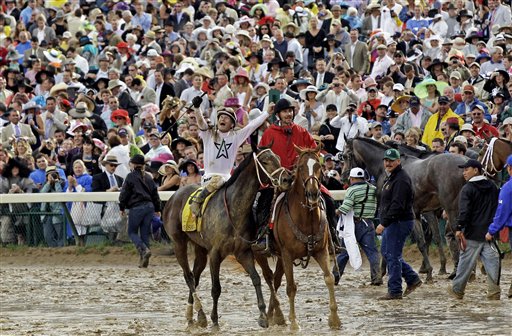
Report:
224,97,249,128
232,68,253,110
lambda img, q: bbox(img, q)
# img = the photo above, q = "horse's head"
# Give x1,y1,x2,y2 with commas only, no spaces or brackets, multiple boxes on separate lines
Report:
294,145,322,209
341,138,355,177
254,146,292,190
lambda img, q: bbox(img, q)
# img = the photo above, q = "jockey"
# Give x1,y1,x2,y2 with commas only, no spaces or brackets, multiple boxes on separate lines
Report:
257,98,342,251
189,95,272,217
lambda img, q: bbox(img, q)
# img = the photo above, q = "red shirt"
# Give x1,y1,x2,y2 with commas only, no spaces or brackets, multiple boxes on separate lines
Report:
473,123,499,139
259,124,316,170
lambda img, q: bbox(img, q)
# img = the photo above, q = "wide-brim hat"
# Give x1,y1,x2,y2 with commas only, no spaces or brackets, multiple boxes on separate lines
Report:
245,52,263,64
179,159,200,173
75,94,96,114
235,30,251,43
290,78,312,91
253,82,270,96
323,34,341,48
457,10,473,22
426,58,448,72
18,79,33,93
171,137,193,150
69,122,90,135
267,57,282,71
6,49,23,61
233,68,250,81
111,109,130,124
22,101,41,111
101,155,121,166
284,22,300,35
93,77,109,90
413,78,448,99
465,32,480,43
35,69,54,84
390,95,412,114
299,85,319,100
158,160,180,175
49,82,68,97
43,49,63,64
249,3,268,16
130,154,146,165
493,69,510,84
195,67,213,79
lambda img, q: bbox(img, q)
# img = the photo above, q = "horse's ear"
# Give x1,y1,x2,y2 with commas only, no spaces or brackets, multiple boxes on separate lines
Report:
314,143,322,154
294,144,303,154
257,139,273,152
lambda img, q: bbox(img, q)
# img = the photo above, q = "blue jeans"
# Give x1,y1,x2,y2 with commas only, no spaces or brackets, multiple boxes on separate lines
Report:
128,203,154,250
334,219,381,283
381,220,420,295
42,216,64,248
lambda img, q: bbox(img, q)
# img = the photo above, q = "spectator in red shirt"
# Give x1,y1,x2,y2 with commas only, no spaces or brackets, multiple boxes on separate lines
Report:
471,105,499,139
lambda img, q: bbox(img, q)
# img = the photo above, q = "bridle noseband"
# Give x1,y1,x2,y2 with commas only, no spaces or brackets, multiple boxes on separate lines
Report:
253,149,288,188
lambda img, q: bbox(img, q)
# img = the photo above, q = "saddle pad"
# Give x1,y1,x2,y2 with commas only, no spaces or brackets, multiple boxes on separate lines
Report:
182,188,216,232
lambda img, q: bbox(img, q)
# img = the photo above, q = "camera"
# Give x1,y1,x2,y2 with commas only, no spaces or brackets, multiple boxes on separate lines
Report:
50,172,60,180
327,170,338,178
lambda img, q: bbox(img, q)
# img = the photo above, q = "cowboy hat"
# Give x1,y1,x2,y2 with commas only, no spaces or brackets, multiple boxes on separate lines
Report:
414,78,448,99
69,101,93,118
144,31,156,39
49,82,68,97
195,67,213,79
299,85,319,101
101,155,121,166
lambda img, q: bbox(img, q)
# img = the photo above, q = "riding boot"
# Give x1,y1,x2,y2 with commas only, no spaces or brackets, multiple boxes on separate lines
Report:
190,188,212,217
328,225,343,254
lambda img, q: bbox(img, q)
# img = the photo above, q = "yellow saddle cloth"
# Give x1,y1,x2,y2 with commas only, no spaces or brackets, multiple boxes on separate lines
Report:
182,188,216,232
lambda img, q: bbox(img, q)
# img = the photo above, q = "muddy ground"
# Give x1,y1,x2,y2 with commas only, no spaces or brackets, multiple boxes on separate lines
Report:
0,246,511,335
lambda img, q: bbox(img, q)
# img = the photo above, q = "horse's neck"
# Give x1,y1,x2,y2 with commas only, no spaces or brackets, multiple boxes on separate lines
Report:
225,163,260,219
356,143,384,177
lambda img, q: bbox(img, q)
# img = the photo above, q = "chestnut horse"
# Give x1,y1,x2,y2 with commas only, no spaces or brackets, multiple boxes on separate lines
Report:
479,137,512,182
265,146,341,330
163,148,291,330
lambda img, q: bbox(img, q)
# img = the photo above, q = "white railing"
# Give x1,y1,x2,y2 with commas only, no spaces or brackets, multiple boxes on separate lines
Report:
0,190,346,204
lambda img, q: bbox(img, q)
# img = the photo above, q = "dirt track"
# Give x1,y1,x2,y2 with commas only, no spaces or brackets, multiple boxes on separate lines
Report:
0,246,511,335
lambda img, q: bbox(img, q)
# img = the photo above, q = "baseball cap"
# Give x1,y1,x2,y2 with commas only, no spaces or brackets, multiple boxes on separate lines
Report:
393,83,405,91
458,159,483,170
505,154,512,167
370,121,382,128
383,148,400,161
324,154,334,161
410,96,420,106
349,167,365,178
438,96,450,104
118,128,128,137
463,85,475,93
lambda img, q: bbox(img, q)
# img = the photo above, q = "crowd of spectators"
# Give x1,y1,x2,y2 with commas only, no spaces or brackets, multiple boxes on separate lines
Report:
1,0,512,247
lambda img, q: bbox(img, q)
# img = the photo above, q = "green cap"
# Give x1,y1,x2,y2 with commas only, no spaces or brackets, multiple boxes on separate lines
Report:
383,148,401,161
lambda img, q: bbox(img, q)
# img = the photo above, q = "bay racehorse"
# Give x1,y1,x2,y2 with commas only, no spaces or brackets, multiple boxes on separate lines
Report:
343,138,467,281
163,147,291,330
479,137,512,183
259,146,341,330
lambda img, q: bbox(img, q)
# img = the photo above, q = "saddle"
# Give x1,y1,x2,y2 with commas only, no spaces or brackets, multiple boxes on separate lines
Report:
182,188,216,232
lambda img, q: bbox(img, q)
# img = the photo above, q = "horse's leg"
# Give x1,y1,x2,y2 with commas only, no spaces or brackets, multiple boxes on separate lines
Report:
236,250,268,328
192,244,208,327
412,217,433,282
281,251,299,331
425,212,447,275
314,248,341,330
173,233,203,328
255,254,286,326
209,251,224,331
272,258,287,326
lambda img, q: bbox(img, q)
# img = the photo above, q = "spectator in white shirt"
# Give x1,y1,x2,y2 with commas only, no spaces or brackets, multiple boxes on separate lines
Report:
370,44,394,79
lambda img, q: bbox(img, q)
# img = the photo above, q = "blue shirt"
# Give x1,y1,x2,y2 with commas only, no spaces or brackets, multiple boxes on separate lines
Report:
406,18,430,35
488,177,512,235
29,168,67,188
15,42,31,64
131,12,152,32
20,7,33,26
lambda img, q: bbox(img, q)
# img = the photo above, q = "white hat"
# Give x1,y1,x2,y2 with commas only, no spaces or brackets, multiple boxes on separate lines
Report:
147,49,159,57
299,85,319,100
349,167,365,178
453,135,468,145
393,83,405,91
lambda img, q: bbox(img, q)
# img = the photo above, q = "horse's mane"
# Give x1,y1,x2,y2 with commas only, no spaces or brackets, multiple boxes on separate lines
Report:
223,150,254,189
353,137,390,150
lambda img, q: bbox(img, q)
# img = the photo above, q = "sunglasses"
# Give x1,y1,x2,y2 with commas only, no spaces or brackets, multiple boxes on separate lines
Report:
114,117,125,120
472,112,482,115
439,102,448,105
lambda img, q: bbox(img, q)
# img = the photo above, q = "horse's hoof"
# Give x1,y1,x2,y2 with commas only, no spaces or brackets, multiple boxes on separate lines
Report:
438,267,448,275
197,310,208,328
329,314,342,330
258,316,269,329
211,323,220,333
425,272,434,284
273,309,287,326
290,321,300,331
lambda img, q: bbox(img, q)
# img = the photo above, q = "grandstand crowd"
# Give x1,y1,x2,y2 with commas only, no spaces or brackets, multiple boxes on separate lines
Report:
0,0,511,247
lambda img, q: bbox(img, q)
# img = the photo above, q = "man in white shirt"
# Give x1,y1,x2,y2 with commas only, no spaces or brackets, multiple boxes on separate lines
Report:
370,44,394,79
180,73,209,111
316,77,350,116
330,103,369,153
380,0,402,35
69,47,89,75
429,14,448,38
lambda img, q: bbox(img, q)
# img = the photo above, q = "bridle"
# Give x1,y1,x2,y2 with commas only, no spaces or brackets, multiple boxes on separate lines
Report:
480,137,499,177
253,149,288,188
297,157,322,211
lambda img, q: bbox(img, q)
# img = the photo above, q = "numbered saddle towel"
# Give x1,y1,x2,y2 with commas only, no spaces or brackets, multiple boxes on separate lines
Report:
181,188,216,232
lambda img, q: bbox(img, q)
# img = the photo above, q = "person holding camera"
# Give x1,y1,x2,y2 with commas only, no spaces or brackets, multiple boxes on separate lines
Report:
40,166,66,247
333,167,381,286
119,154,161,268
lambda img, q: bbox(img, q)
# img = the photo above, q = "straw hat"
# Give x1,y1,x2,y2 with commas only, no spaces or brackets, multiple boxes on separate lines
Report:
158,160,180,175
101,155,121,166
390,95,412,114
195,67,213,79
69,101,93,118
49,82,68,97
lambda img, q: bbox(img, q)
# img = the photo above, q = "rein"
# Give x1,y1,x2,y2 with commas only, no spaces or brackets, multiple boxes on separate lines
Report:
301,175,322,210
481,137,499,177
283,194,326,269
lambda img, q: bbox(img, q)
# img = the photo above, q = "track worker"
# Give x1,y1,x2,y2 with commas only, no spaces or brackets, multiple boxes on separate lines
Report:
119,154,161,268
189,95,273,217
375,148,422,300
448,159,500,300
486,154,512,298
333,167,382,286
